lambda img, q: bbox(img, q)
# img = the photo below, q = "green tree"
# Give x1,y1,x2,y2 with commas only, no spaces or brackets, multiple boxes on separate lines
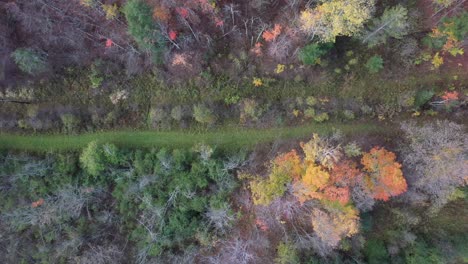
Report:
275,242,300,264
365,55,384,74
362,5,409,47
80,141,105,178
298,43,333,65
11,48,47,75
123,0,165,62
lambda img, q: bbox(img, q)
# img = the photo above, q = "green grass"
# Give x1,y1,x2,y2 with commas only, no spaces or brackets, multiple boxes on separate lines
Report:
0,122,385,152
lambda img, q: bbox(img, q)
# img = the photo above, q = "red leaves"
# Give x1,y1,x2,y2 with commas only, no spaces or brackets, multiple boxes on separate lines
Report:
176,7,189,18
169,30,178,41
215,17,224,27
105,38,113,48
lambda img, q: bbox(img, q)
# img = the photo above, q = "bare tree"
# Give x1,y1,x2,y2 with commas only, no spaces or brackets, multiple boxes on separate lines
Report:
400,120,468,211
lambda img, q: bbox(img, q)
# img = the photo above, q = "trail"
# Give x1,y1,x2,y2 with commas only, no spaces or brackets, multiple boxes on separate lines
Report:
0,122,386,152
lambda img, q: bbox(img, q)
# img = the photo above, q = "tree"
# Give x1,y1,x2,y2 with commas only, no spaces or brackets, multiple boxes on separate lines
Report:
123,0,165,62
301,134,341,169
11,48,47,75
250,151,300,205
311,205,359,251
400,121,467,210
298,43,333,65
362,5,409,47
361,147,407,201
365,55,384,74
300,0,376,42
275,242,300,264
80,141,105,178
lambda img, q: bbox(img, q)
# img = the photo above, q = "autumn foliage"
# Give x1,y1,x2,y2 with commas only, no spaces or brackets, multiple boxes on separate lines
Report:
361,147,407,201
263,24,282,42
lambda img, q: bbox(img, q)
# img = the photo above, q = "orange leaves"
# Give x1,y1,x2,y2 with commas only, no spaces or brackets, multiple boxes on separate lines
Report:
323,186,350,205
441,91,459,101
274,150,303,181
330,160,361,186
31,198,45,208
262,24,282,42
255,218,269,231
361,147,407,201
251,42,263,56
153,6,171,21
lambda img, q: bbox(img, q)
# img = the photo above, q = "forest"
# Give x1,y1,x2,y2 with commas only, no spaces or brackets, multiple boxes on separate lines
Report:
0,0,467,263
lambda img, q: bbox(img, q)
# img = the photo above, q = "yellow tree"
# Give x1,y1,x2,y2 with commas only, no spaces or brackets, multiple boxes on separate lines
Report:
300,0,375,42
311,204,359,249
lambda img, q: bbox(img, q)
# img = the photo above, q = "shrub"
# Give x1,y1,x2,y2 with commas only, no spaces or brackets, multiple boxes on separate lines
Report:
89,63,103,89
361,105,374,115
304,108,316,119
11,48,47,75
313,112,329,123
365,55,384,74
298,43,333,65
193,104,216,125
306,96,318,106
414,90,434,109
60,113,80,134
343,110,355,120
344,142,362,157
240,99,261,123
148,107,167,128
170,106,183,121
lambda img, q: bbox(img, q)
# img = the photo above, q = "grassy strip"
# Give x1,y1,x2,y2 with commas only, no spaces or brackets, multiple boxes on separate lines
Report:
0,122,385,152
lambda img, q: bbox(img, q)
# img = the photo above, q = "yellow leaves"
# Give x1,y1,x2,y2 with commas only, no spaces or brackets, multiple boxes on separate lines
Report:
302,164,330,191
300,9,323,33
431,52,444,69
80,0,94,7
252,77,263,87
275,64,285,74
102,4,119,20
300,133,321,164
311,205,359,248
300,0,375,42
292,109,301,117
